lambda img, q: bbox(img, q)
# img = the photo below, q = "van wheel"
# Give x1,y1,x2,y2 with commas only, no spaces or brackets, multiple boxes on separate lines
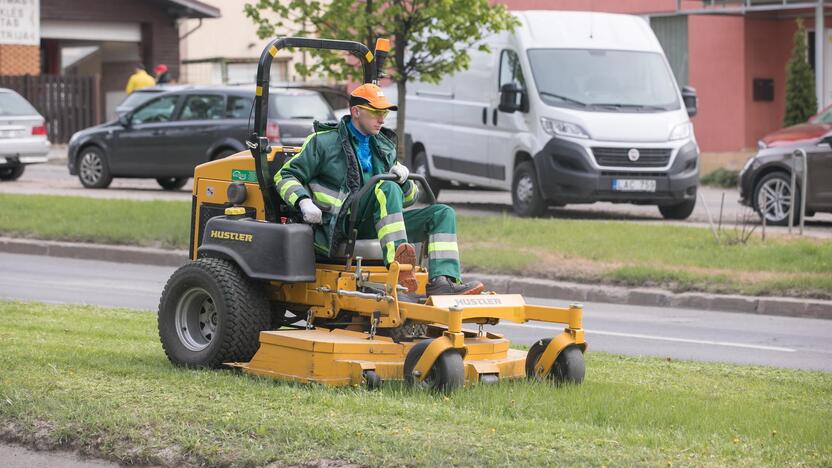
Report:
512,161,545,217
413,150,443,200
658,197,696,220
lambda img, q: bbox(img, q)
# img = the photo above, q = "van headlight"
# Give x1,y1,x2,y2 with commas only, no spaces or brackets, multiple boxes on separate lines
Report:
540,117,590,139
669,122,692,141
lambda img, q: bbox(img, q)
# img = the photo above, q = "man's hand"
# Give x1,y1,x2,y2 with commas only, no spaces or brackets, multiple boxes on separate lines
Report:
298,198,322,224
391,163,409,185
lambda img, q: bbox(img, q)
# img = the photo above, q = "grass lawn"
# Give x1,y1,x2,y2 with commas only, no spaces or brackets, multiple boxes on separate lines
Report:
0,301,829,466
1,193,831,298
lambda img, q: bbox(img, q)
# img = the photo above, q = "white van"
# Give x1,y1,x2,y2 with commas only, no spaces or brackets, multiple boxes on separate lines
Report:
404,10,699,218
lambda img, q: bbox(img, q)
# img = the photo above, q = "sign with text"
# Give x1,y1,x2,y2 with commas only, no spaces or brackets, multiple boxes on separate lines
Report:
0,0,39,45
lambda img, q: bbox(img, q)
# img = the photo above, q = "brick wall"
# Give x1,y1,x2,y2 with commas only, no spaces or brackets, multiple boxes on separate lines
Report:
0,45,39,75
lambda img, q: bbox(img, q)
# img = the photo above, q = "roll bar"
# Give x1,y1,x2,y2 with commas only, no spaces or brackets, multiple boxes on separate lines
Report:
247,37,391,222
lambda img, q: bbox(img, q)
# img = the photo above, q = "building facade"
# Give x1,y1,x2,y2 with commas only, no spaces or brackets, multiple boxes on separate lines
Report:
0,0,219,125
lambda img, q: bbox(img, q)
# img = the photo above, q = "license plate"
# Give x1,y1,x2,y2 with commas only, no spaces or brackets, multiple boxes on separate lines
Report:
612,179,656,192
0,129,24,138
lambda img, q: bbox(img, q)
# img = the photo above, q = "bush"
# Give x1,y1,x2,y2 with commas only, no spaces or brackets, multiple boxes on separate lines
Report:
700,168,739,188
783,19,817,127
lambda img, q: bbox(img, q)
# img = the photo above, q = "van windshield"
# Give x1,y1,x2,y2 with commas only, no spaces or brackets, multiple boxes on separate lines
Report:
527,49,681,112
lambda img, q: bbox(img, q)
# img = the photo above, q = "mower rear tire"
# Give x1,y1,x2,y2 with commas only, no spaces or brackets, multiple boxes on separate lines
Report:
158,258,270,368
403,339,464,393
525,339,585,385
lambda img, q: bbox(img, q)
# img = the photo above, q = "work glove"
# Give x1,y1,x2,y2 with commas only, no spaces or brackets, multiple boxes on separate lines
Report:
298,198,322,224
391,163,409,185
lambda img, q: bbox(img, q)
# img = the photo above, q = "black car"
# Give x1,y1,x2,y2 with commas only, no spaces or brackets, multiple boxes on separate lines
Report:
739,132,832,225
113,84,192,117
67,85,335,189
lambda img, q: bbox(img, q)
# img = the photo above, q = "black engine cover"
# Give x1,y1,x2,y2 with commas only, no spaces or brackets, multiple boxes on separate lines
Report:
198,216,316,283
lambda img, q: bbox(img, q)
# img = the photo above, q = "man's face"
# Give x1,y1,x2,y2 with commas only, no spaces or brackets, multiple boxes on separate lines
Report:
351,105,388,135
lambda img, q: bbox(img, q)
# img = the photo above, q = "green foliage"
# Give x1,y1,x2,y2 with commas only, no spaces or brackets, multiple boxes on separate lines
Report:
783,19,817,127
2,300,830,466
700,168,739,188
244,0,518,84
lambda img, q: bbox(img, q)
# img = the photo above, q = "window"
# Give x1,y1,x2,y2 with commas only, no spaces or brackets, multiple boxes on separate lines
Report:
0,91,38,116
226,95,253,119
527,49,681,111
498,49,526,90
180,95,226,121
811,106,832,124
131,95,179,124
269,93,334,121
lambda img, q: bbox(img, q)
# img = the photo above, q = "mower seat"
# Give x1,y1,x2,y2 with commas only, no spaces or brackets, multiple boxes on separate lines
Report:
317,239,385,265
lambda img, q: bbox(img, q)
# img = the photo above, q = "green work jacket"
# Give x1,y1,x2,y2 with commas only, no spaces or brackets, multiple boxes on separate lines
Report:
274,116,419,256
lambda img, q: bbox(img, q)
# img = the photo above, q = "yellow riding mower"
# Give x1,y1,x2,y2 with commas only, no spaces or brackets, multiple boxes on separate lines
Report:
157,37,587,392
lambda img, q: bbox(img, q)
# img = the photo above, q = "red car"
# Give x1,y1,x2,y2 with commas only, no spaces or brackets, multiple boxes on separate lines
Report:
759,104,832,149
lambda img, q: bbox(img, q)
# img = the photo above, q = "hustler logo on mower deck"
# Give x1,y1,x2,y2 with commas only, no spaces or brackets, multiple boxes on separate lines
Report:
452,297,503,306
209,230,253,242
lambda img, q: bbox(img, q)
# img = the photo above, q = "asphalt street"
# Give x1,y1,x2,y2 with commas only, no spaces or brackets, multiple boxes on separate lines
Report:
4,159,832,237
2,252,830,372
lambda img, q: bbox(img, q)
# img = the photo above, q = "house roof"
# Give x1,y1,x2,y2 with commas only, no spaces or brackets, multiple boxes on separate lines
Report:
156,0,220,19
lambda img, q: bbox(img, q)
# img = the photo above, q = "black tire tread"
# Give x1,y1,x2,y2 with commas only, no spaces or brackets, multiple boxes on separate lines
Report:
158,258,270,368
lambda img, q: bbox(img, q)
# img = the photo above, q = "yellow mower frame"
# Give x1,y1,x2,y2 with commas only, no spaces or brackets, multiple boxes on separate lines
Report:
157,37,588,392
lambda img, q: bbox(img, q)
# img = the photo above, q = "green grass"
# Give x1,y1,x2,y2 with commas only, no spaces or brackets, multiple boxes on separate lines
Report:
700,168,740,188
0,301,829,466
2,193,831,297
0,193,190,249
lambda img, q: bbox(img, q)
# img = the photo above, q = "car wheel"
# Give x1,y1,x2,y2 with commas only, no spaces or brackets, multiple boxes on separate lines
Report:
156,177,189,190
0,166,25,181
77,146,112,189
658,197,696,220
753,171,800,226
213,148,237,160
512,161,545,217
413,150,443,201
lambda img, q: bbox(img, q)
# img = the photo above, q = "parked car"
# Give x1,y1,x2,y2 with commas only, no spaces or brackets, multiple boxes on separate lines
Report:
404,11,699,218
67,85,334,189
739,131,832,225
758,104,832,149
0,88,50,181
114,84,191,117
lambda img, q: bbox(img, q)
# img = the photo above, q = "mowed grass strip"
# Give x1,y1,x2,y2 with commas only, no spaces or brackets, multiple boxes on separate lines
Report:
0,193,190,249
1,301,830,467
2,193,831,297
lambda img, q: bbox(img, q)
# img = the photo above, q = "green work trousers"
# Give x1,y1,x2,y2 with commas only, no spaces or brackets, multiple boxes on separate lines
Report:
348,180,460,280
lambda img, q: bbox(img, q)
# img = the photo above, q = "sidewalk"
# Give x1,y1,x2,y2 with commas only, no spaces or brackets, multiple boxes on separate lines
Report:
2,236,830,320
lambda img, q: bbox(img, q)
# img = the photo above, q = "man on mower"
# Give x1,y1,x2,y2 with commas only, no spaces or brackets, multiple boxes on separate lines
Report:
274,83,484,296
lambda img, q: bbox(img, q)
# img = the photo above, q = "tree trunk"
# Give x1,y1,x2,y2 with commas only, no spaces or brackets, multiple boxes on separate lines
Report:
396,79,407,163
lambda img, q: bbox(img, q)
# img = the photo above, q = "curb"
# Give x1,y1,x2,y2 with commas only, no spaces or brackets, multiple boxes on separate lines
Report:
2,237,830,320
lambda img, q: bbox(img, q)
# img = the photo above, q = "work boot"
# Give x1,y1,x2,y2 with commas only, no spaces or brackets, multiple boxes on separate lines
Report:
426,275,484,296
393,243,418,293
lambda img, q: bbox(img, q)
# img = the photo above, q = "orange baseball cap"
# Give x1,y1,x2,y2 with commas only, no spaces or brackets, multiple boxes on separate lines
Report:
350,83,397,111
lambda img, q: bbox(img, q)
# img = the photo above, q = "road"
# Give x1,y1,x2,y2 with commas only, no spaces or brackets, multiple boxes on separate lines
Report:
2,252,830,372
4,160,832,237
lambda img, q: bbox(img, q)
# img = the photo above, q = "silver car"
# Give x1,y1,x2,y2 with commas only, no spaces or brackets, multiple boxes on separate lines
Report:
0,88,50,181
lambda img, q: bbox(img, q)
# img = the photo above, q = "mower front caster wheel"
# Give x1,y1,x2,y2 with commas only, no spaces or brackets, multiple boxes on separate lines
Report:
525,340,585,385
403,339,464,393
363,370,381,390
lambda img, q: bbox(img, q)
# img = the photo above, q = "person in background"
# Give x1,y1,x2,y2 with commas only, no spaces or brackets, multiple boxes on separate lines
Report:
125,64,155,94
154,64,172,84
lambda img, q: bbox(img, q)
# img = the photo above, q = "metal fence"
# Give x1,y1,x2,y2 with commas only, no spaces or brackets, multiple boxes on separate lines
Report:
0,74,101,144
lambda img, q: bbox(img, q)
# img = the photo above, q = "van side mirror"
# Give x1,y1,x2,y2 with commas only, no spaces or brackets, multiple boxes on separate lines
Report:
499,83,527,113
681,86,698,117
118,113,131,127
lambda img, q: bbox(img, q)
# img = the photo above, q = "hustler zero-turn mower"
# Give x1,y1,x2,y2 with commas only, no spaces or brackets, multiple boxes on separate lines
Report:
157,37,587,392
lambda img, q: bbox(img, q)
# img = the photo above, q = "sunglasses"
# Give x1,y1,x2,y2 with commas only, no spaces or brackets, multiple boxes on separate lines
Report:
357,105,389,119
